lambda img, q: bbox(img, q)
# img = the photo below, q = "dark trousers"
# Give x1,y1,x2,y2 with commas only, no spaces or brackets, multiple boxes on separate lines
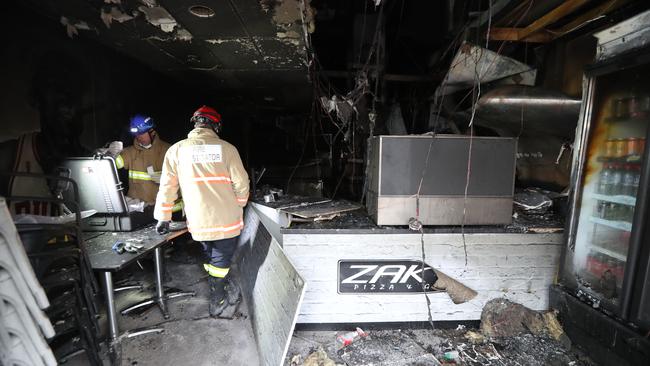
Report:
200,236,238,278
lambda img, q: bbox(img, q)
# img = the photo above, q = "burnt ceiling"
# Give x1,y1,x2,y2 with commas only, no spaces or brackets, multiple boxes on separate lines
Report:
17,0,649,118
21,0,314,112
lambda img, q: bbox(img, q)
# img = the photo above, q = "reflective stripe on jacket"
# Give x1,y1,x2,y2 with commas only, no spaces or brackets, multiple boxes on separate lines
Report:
154,128,250,241
116,137,170,204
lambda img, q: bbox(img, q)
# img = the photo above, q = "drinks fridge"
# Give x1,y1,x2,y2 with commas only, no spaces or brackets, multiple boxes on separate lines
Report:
553,12,650,365
563,57,650,331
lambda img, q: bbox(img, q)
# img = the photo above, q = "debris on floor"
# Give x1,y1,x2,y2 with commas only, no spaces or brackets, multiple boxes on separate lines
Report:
286,299,594,366
509,188,566,233
303,347,338,366
480,298,547,338
63,242,259,365
336,328,368,349
464,330,484,344
480,298,571,347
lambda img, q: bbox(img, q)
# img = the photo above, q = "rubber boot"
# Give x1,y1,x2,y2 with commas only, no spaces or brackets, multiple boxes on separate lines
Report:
224,275,242,306
208,277,227,317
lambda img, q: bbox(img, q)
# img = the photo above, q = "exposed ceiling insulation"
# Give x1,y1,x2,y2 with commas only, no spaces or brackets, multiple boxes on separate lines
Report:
23,0,314,112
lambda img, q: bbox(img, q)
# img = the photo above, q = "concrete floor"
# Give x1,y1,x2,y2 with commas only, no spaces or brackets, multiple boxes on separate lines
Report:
69,241,260,365
62,241,595,366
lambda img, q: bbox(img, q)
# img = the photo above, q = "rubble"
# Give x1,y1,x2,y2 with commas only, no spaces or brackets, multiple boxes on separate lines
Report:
480,298,546,338
336,327,368,349
287,324,593,366
479,298,572,348
464,330,485,344
303,347,338,366
513,188,555,213
544,311,572,349
287,300,591,366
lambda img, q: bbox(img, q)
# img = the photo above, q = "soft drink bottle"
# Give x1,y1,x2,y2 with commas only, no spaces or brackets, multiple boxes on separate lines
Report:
622,164,635,197
611,164,623,195
633,166,641,196
598,164,612,195
336,327,368,348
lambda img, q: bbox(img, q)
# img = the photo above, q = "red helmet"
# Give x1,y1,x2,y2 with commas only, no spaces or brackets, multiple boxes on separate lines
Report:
191,105,222,125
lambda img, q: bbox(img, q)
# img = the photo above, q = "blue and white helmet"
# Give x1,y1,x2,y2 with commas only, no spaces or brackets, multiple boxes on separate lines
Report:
129,115,155,135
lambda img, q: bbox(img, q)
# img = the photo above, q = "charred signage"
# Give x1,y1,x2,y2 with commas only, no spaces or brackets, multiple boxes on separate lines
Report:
338,260,440,294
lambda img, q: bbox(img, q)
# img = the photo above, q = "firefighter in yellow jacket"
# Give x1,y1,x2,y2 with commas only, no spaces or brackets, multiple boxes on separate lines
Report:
115,115,172,205
154,106,249,317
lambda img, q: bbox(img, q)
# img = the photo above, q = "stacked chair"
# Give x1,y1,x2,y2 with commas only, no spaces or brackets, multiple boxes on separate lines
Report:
0,197,56,365
1,173,101,365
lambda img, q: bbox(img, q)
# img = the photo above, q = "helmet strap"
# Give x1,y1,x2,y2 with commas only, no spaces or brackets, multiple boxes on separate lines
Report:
137,141,152,149
136,130,155,149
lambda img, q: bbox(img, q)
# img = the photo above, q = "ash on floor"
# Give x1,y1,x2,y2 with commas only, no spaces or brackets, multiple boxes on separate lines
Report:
286,326,595,366
67,240,259,365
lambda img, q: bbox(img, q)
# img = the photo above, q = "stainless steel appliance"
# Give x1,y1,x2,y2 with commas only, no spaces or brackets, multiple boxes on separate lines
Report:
366,135,516,226
61,157,154,231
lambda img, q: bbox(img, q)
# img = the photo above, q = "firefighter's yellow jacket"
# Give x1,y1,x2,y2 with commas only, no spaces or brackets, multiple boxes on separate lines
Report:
154,128,249,241
115,137,170,204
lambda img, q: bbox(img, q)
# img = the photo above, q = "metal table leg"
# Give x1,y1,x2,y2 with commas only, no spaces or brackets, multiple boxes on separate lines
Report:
102,271,119,341
154,247,169,319
104,271,163,360
121,245,195,317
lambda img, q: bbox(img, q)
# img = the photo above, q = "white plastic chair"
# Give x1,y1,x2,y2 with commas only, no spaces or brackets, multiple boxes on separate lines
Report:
0,270,56,366
0,242,54,338
0,198,50,309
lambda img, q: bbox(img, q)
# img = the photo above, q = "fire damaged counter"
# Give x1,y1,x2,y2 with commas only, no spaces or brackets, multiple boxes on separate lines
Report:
250,196,564,324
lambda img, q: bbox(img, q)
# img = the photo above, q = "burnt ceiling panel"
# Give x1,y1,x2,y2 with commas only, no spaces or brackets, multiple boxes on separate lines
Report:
232,69,308,88
204,39,264,69
20,0,313,112
255,38,305,69
116,39,182,70
149,39,221,69
206,69,245,89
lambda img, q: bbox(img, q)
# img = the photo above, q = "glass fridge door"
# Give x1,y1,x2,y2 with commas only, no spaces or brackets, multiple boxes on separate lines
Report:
572,63,650,307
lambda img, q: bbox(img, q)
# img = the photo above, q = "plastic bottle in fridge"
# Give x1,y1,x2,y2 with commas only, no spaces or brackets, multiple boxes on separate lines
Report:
611,164,623,195
633,166,641,196
596,200,607,218
605,202,620,221
621,205,630,222
622,164,635,197
598,164,613,195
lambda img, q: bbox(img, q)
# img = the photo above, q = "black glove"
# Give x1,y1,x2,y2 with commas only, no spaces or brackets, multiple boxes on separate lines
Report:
156,221,170,235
